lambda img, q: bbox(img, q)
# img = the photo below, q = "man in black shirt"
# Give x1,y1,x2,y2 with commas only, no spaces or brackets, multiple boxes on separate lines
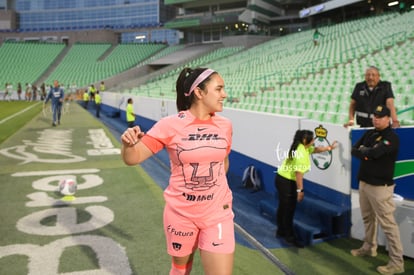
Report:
350,105,404,275
344,66,400,128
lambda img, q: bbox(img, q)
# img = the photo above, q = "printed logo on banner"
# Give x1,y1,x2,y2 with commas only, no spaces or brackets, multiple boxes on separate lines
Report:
312,125,334,170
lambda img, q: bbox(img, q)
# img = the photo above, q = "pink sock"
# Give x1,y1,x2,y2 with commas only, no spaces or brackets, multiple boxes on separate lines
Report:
169,260,193,275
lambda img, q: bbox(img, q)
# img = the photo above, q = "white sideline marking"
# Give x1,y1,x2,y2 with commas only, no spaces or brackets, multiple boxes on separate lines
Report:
12,169,100,177
0,102,41,124
234,223,295,275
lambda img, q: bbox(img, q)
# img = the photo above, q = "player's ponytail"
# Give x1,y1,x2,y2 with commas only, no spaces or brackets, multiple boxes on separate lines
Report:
288,130,302,160
288,130,314,159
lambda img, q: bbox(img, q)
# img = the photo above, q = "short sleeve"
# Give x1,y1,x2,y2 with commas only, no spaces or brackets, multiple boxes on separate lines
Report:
293,144,312,174
140,117,175,154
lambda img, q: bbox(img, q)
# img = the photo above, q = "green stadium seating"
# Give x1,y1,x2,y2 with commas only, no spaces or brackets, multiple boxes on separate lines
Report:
0,42,65,87
3,11,414,125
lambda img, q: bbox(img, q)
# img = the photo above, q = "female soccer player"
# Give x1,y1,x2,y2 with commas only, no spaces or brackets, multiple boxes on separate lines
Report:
121,67,234,275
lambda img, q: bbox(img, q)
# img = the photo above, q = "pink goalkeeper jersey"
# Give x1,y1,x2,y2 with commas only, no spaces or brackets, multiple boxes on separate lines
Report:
141,110,233,221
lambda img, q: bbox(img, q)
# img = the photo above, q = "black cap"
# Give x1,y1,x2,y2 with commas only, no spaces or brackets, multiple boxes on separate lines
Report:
373,105,390,117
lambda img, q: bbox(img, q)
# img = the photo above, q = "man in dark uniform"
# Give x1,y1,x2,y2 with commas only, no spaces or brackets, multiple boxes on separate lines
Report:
350,104,404,275
344,66,400,128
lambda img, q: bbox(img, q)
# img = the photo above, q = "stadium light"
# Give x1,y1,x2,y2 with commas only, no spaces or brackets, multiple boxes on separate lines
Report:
388,1,399,6
135,35,146,43
299,0,367,18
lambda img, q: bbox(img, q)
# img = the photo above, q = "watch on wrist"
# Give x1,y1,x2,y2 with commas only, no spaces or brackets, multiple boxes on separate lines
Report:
296,189,304,193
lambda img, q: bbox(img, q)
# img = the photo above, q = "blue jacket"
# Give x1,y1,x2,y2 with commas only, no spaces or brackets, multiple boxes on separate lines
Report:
45,86,64,105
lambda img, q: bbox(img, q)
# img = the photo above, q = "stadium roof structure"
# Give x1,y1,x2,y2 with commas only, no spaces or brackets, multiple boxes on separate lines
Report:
163,0,407,40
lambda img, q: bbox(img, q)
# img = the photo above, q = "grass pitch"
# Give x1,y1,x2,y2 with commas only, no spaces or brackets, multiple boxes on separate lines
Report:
0,101,43,144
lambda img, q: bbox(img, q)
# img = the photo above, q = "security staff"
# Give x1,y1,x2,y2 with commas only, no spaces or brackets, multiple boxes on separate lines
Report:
83,89,89,109
350,104,404,275
95,91,102,118
344,66,399,128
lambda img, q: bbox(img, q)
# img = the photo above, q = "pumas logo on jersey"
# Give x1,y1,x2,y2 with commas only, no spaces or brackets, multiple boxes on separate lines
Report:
176,146,227,191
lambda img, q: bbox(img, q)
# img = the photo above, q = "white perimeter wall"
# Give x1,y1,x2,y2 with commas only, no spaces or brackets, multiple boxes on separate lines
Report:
103,92,414,257
102,92,352,195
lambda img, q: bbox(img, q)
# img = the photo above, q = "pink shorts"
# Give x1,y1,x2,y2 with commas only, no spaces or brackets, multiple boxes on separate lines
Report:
163,205,235,257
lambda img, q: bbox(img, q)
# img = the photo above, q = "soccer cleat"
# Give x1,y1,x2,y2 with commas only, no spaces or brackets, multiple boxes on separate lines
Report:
350,247,377,257
52,122,56,127
376,264,404,275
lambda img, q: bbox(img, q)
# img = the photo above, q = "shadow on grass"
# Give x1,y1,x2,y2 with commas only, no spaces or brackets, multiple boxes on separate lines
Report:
272,238,414,275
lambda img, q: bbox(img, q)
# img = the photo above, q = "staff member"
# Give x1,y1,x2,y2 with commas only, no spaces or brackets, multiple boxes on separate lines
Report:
344,66,399,128
275,129,337,248
95,91,101,118
83,89,89,109
350,104,404,275
126,98,136,128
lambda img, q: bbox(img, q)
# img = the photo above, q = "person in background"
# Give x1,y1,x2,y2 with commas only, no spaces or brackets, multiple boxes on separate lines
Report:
32,84,37,101
83,89,89,109
275,129,337,248
69,82,77,101
99,81,105,92
3,82,12,101
25,83,32,101
44,80,64,126
17,83,22,100
344,66,399,128
399,1,406,14
3,83,8,100
89,84,97,101
40,83,47,100
313,29,324,46
126,98,136,128
121,67,234,275
95,91,101,118
350,104,404,275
